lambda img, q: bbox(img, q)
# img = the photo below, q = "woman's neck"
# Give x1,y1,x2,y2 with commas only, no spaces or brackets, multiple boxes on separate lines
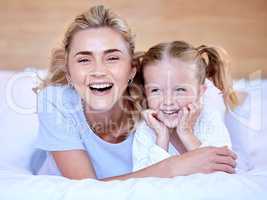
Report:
83,101,130,143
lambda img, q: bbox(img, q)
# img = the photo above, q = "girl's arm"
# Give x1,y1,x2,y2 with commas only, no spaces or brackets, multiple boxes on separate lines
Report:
176,103,202,151
142,109,170,151
52,146,237,181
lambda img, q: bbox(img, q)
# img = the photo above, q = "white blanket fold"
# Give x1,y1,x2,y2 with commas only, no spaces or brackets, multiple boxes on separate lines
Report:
1,169,266,200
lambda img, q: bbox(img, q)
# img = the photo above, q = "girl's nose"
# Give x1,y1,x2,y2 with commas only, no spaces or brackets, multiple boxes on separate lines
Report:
162,94,175,107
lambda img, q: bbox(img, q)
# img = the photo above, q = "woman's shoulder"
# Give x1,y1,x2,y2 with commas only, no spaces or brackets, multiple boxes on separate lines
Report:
38,85,76,100
37,85,80,109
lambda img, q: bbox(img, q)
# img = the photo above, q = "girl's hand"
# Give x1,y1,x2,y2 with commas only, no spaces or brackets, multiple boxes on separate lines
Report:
142,109,170,150
168,146,237,176
176,102,202,150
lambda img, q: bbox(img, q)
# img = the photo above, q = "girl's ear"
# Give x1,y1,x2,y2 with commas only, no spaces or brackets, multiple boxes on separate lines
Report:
199,84,207,97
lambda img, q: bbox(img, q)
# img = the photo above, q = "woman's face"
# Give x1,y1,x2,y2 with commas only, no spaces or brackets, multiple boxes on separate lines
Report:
67,27,135,112
143,57,206,128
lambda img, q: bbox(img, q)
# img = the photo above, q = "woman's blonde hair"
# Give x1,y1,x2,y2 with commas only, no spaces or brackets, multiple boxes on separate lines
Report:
135,41,238,108
36,5,141,141
37,5,135,90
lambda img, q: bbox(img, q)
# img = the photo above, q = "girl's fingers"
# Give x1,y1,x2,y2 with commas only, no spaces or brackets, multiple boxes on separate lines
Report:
188,103,196,113
187,103,196,120
183,107,189,117
142,109,157,126
180,107,188,124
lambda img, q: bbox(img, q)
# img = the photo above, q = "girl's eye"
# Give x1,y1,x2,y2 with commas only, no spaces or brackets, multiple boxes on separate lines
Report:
151,88,160,93
78,58,91,63
176,88,187,92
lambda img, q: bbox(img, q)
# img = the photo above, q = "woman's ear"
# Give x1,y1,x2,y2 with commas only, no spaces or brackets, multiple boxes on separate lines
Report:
65,73,71,83
130,66,137,80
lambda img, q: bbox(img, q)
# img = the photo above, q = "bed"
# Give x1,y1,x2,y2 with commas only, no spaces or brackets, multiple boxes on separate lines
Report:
0,69,266,200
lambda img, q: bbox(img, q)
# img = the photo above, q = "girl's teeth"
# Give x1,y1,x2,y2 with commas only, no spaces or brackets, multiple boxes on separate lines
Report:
162,110,178,114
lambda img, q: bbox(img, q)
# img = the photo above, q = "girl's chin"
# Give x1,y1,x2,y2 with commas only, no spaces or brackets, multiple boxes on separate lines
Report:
160,118,178,129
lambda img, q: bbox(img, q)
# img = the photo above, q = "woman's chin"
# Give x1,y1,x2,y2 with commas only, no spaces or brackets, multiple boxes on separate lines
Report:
85,99,116,113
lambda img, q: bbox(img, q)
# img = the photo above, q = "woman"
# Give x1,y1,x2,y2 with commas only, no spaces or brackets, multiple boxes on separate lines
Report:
34,5,237,181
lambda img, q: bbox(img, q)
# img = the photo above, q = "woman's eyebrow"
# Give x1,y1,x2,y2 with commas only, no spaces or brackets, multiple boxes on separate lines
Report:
74,49,122,57
74,51,93,56
104,49,122,54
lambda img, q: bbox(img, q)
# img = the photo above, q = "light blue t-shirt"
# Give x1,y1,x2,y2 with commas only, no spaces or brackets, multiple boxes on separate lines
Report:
34,85,134,179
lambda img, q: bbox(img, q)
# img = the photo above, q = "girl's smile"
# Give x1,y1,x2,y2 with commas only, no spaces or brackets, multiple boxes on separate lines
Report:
144,57,206,128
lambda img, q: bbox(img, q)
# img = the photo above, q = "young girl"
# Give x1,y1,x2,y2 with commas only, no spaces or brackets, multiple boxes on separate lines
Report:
132,41,238,172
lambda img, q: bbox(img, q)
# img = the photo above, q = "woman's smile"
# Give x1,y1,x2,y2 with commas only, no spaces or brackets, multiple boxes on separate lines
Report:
88,81,114,96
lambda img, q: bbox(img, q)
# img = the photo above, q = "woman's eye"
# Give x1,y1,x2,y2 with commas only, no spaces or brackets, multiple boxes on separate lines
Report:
107,56,120,62
78,58,90,63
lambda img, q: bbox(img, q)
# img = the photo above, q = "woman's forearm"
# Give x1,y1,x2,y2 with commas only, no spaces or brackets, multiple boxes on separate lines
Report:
102,157,174,181
102,146,238,181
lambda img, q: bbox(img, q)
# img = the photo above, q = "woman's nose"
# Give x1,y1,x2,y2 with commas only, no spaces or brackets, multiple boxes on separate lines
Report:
90,62,106,77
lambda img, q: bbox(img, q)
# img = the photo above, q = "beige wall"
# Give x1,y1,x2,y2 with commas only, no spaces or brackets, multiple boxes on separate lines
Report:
0,0,266,78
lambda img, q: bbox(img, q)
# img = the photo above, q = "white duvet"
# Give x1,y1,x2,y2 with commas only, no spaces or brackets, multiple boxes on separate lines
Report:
1,169,267,200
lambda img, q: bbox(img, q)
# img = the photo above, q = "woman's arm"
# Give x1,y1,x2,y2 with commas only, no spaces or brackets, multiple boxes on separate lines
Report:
104,146,237,181
52,146,237,181
52,150,96,180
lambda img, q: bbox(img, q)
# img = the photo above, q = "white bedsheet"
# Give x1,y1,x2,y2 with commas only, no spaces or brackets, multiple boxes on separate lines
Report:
1,169,266,200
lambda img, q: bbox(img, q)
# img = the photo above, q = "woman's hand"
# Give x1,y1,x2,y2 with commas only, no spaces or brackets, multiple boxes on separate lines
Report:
168,146,237,176
142,109,170,150
176,102,202,150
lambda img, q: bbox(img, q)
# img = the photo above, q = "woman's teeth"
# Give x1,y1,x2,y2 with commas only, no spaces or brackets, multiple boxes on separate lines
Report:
88,83,113,91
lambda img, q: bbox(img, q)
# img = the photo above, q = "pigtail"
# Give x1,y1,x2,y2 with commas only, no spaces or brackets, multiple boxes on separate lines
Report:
198,45,239,108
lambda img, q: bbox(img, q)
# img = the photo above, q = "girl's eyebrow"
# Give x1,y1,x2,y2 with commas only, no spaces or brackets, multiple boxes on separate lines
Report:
145,85,159,89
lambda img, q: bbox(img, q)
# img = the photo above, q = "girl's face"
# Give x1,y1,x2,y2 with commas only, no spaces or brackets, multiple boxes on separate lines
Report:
143,57,206,128
67,28,135,111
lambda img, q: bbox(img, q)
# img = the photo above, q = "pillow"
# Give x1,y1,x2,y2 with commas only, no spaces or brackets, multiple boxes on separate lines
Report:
0,68,45,173
225,79,267,171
